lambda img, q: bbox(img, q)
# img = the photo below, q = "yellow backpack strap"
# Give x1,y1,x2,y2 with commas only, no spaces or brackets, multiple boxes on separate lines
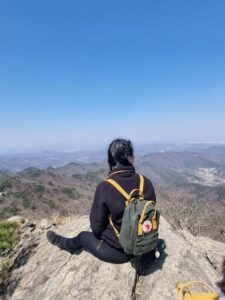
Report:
106,179,130,239
137,200,157,236
139,175,144,196
106,179,130,203
109,216,120,238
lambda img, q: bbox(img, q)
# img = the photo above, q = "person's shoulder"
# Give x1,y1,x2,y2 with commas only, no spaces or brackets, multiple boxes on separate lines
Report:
136,173,153,186
93,180,112,201
143,174,153,183
96,179,112,191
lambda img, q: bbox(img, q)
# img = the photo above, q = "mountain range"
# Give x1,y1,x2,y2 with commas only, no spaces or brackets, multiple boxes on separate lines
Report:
0,145,225,243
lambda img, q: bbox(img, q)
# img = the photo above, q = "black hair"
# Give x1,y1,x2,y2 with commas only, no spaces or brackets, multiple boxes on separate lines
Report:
107,138,134,170
217,258,225,294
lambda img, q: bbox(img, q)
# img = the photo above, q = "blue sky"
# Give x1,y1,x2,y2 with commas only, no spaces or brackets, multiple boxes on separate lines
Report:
0,0,225,152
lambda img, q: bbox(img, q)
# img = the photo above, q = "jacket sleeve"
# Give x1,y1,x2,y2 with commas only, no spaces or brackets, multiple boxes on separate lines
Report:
90,182,109,238
143,176,156,203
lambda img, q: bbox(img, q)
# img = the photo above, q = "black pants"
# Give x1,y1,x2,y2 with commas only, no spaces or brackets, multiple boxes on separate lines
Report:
59,231,132,264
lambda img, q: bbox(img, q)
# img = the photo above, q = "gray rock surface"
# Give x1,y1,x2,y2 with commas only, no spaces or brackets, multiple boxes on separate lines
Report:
136,217,224,300
39,219,53,230
4,216,135,300
1,216,224,300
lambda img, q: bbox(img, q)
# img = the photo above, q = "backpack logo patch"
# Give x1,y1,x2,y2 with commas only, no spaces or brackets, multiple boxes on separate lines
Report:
142,220,152,233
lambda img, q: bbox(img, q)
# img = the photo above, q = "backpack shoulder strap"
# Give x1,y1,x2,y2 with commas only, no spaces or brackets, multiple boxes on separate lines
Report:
139,175,144,195
106,179,130,201
106,175,145,201
109,216,120,238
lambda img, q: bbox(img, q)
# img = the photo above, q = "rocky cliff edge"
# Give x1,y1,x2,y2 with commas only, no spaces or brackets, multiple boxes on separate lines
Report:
1,216,224,300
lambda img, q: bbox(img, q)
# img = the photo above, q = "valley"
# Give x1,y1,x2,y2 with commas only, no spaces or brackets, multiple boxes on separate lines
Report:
0,145,225,243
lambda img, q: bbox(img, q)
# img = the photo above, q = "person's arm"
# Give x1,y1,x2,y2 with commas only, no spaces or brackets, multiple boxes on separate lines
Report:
90,182,109,238
143,176,156,202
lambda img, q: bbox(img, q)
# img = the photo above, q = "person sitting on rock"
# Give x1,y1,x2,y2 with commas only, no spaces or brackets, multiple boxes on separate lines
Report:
217,258,225,299
47,138,157,264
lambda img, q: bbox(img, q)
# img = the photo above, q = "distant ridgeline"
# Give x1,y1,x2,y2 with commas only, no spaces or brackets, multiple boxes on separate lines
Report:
0,147,225,243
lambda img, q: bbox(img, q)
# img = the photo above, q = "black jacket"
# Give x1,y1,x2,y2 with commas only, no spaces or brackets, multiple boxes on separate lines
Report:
89,165,156,251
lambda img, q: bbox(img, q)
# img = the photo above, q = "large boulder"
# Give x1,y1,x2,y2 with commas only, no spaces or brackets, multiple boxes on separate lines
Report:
4,216,135,300
2,216,224,300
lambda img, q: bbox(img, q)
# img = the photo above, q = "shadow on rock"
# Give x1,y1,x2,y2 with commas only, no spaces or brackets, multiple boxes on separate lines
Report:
130,239,167,276
10,241,39,271
139,251,168,276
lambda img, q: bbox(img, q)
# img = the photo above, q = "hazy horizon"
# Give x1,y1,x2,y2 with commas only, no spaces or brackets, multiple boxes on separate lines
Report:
1,140,225,156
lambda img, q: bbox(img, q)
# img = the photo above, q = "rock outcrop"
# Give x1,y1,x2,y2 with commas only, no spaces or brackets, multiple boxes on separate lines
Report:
1,216,224,300
135,218,224,299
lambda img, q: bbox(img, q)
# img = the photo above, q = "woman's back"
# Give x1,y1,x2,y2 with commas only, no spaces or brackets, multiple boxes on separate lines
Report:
90,165,156,250
47,138,158,264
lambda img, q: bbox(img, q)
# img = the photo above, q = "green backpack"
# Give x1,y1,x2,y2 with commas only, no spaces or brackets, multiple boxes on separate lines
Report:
106,174,160,256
